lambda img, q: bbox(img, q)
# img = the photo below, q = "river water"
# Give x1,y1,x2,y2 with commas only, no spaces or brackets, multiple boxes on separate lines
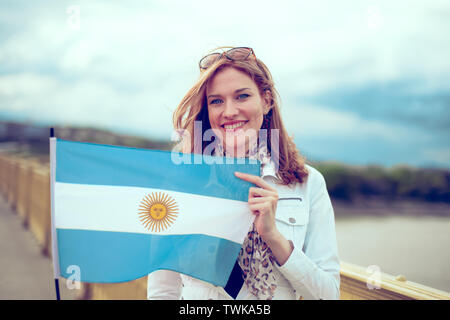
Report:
335,213,450,293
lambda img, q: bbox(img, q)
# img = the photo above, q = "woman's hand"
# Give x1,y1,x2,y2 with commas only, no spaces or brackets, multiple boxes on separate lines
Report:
235,171,294,266
234,171,279,241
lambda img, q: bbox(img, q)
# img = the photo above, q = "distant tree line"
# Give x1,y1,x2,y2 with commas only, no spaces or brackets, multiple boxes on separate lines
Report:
0,121,171,155
314,162,450,203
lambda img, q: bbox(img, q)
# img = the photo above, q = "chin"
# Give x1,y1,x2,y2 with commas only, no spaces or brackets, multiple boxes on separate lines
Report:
223,141,248,157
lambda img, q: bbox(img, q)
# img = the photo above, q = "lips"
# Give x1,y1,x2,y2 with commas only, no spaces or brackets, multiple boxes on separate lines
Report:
221,121,248,131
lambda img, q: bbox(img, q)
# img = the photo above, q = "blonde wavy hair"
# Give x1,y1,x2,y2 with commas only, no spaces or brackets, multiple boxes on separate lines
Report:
172,47,308,185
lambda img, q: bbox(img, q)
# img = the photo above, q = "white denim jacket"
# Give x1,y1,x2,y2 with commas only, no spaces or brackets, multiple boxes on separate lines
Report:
147,163,340,300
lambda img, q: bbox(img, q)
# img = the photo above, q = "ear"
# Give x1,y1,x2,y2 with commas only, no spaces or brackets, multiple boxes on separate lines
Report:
262,89,272,115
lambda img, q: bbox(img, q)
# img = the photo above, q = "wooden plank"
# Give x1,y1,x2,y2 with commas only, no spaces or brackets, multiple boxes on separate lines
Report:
340,261,450,300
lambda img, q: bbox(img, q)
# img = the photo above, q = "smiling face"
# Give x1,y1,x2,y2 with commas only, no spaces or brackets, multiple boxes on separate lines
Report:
206,67,271,156
150,203,167,220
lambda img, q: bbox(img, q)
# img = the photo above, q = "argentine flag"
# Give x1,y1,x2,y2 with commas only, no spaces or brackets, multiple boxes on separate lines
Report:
50,139,259,287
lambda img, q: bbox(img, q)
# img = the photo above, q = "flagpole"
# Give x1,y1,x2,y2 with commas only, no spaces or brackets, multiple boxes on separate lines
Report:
49,127,61,300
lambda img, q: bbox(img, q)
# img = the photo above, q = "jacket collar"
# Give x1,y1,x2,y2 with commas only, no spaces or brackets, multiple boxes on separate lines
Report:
261,159,281,181
213,142,281,181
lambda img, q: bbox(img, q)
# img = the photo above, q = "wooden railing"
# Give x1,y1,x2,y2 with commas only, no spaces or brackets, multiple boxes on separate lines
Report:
340,261,449,300
0,154,449,300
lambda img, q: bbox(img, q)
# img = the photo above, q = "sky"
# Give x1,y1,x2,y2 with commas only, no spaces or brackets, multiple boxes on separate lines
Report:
0,0,449,168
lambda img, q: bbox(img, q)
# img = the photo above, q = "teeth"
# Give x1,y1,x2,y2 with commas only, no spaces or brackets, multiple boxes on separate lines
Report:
223,122,246,130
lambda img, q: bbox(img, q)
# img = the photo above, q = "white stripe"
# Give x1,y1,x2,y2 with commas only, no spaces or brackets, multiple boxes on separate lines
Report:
55,182,254,244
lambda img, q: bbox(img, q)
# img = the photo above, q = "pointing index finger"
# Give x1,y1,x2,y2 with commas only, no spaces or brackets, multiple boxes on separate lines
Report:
234,171,276,191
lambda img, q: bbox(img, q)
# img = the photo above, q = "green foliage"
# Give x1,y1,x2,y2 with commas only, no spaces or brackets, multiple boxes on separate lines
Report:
313,162,450,203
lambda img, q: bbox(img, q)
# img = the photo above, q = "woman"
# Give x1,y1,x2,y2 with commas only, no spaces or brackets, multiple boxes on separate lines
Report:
147,47,340,300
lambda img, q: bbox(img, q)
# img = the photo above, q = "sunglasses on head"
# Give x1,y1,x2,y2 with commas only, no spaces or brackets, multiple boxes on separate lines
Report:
199,47,256,70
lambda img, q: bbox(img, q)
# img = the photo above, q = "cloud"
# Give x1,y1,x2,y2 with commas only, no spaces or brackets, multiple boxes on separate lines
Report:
422,148,450,167
0,73,57,97
300,80,450,134
0,72,174,138
0,0,449,167
283,102,416,141
281,100,449,167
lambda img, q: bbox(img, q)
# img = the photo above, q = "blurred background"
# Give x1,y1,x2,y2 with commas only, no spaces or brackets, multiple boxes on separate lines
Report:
0,0,449,299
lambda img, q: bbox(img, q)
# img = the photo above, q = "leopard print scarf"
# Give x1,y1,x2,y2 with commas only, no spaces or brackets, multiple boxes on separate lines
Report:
214,141,277,300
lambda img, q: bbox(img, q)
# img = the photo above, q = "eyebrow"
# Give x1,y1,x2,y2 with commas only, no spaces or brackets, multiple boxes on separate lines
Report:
207,88,251,99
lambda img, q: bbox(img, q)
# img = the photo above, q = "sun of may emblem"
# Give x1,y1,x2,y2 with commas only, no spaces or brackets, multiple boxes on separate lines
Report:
138,192,179,232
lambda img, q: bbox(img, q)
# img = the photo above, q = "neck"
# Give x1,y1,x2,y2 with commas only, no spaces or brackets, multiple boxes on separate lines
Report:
215,139,270,162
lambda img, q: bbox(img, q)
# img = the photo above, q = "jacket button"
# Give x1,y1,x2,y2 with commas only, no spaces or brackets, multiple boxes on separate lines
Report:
289,217,296,224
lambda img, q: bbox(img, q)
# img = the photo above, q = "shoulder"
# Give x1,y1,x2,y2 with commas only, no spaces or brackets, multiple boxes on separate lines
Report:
304,164,326,188
272,164,328,200
271,163,326,192
297,164,330,204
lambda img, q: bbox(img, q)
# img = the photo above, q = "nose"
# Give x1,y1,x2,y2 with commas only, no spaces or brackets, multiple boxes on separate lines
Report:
222,100,239,118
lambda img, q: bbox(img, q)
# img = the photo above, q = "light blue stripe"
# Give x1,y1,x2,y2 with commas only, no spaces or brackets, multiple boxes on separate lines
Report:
55,139,259,202
57,229,241,286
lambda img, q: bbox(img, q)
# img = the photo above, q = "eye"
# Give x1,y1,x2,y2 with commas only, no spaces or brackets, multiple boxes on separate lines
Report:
209,98,223,105
237,93,250,100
